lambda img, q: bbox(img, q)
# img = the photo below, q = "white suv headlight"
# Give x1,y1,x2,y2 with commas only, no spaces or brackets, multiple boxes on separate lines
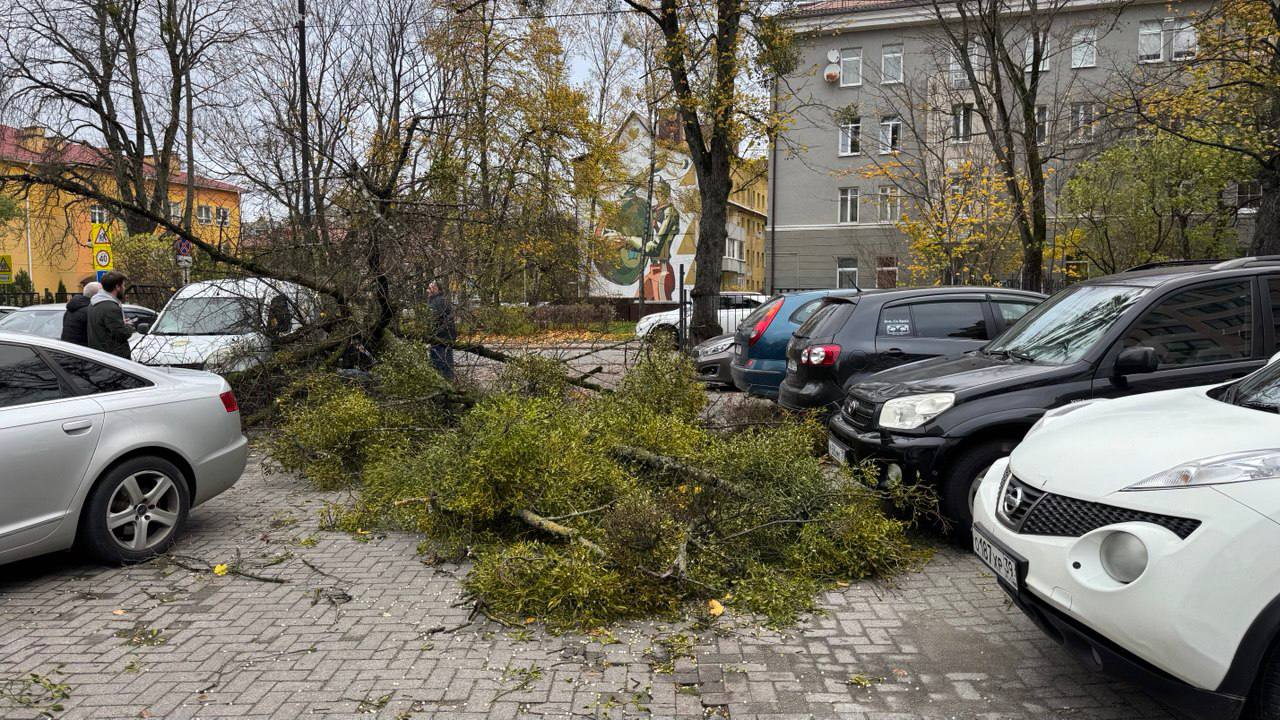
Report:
878,393,955,430
1125,449,1280,491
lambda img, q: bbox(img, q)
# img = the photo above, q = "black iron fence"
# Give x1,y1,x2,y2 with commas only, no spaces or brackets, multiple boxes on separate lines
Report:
0,284,174,311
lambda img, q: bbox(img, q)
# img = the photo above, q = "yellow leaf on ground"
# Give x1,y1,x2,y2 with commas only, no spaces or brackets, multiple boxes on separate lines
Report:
707,599,725,618
212,564,229,576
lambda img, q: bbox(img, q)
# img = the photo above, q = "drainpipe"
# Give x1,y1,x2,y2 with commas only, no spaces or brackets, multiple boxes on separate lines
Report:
24,194,33,278
767,75,779,294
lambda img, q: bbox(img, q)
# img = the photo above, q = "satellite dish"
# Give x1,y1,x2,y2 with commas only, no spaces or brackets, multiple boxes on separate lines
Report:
827,49,841,63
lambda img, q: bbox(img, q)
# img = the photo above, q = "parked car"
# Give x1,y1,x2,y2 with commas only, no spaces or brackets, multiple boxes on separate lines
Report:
694,334,736,386
0,332,248,566
635,292,767,346
730,289,862,399
0,303,157,339
780,286,1044,411
830,258,1280,535
131,278,320,373
972,353,1280,720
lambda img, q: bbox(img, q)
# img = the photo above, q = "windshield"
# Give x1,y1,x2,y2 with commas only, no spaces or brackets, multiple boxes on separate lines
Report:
984,284,1148,364
1220,362,1280,413
152,297,260,336
0,309,63,338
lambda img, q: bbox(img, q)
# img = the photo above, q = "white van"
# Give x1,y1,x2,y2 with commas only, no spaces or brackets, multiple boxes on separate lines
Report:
131,278,320,373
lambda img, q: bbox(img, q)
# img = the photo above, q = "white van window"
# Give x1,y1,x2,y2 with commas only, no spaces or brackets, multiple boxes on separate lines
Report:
152,297,260,335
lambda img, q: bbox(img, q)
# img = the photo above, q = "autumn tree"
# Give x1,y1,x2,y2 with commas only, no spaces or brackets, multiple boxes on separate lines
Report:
621,0,797,342
1060,133,1247,273
1126,0,1280,253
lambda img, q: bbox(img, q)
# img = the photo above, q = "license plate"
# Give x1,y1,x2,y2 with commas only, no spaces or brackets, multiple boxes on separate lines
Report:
827,438,847,464
973,525,1022,591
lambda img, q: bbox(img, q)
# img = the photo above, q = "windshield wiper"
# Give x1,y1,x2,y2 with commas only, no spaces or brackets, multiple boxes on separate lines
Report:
1241,400,1280,414
984,348,1036,362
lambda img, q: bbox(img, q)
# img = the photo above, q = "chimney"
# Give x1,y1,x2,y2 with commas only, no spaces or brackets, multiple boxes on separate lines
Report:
18,126,47,154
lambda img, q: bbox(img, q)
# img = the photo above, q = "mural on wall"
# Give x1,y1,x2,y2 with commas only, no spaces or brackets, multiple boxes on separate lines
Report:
590,115,696,301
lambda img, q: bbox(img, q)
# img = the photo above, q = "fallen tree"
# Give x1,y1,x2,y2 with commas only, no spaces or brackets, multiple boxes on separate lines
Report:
271,347,931,630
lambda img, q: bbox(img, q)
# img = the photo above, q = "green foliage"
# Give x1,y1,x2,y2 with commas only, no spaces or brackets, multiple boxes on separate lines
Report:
12,269,34,294
0,195,18,224
276,352,924,630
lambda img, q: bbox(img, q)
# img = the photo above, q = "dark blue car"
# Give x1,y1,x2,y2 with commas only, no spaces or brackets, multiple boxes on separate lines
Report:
730,289,860,398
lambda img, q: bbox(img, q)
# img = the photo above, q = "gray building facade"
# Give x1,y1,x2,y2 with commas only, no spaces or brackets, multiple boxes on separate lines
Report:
768,0,1212,292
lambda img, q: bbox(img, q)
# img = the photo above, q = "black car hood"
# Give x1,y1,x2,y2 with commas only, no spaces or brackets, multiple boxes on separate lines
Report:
852,352,1082,402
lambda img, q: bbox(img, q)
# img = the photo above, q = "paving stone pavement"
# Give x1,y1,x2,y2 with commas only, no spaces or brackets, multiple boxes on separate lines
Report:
0,456,1176,720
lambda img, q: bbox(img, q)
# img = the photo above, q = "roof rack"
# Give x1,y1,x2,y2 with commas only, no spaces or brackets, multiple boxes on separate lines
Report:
1122,259,1221,272
1210,256,1280,270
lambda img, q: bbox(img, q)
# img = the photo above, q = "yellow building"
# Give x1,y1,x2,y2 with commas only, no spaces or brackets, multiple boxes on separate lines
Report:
726,159,768,292
0,124,242,295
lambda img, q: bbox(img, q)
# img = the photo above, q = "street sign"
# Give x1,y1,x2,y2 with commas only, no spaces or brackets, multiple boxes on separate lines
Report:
0,255,12,284
90,222,114,279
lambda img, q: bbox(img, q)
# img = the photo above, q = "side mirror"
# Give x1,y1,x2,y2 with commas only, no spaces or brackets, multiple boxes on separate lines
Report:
1115,346,1158,376
134,322,151,335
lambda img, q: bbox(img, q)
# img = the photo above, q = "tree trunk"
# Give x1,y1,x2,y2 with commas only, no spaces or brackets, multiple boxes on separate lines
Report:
690,167,729,343
1251,165,1280,255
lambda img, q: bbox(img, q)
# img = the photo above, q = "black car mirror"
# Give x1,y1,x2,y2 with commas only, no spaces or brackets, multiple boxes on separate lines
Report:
134,322,151,335
1115,346,1158,375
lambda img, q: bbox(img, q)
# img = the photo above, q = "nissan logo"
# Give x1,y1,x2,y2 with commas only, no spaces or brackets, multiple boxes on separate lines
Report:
1002,486,1024,515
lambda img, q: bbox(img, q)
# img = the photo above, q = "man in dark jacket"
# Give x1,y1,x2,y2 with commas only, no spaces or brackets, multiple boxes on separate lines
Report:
87,272,133,358
60,281,101,346
426,280,456,379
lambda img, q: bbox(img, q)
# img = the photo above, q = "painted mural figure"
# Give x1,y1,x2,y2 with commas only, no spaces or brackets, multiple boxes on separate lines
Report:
594,179,682,301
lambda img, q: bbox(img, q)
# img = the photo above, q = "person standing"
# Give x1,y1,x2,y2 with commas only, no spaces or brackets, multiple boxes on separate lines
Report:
87,272,133,359
60,281,101,346
426,280,456,379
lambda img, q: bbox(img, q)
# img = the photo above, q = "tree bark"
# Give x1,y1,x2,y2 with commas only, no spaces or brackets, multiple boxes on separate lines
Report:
1251,165,1280,255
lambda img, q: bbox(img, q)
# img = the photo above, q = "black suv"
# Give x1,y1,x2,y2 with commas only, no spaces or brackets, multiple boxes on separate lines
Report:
828,258,1280,536
779,287,1045,411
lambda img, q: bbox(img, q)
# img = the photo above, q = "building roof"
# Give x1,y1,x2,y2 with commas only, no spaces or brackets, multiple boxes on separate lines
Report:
790,0,915,18
0,124,243,194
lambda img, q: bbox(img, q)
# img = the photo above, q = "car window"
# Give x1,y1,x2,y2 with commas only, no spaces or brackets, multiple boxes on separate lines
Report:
49,351,150,394
0,344,67,408
1122,280,1253,368
0,309,63,339
1269,277,1280,346
788,298,825,325
995,301,1037,325
910,301,988,340
796,300,857,338
720,295,761,310
878,305,913,337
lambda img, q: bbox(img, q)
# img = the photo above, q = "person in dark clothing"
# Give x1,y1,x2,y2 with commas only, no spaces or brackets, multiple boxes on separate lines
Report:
426,280,456,379
87,272,134,359
60,281,101,345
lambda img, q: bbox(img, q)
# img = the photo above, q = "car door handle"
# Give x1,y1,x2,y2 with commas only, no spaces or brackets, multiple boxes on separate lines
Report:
886,348,903,355
62,420,93,434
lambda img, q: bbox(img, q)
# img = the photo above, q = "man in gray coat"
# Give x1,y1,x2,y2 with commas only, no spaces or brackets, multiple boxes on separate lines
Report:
87,272,133,359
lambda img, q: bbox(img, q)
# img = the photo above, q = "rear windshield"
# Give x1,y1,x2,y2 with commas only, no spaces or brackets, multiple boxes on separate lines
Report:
795,299,857,338
788,298,826,325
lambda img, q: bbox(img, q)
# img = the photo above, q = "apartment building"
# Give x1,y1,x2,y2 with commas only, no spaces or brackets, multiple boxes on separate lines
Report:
768,0,1211,291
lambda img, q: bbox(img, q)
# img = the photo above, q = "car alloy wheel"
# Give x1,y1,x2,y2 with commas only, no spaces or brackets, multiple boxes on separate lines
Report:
106,471,182,552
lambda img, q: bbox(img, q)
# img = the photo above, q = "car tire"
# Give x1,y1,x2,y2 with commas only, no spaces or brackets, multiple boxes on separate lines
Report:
940,440,1012,544
1246,641,1280,720
80,457,191,564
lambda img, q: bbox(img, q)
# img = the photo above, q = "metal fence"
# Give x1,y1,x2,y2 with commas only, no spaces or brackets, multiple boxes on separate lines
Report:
0,284,174,310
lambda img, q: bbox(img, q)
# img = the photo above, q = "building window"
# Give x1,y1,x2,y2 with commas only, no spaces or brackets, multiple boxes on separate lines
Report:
1171,19,1197,61
881,44,903,84
838,188,860,224
1034,105,1049,145
878,186,902,223
89,205,109,224
1238,180,1263,213
876,256,899,289
215,207,230,227
836,257,859,289
167,201,182,220
1070,102,1099,141
879,115,902,154
949,50,967,88
840,47,862,86
838,120,861,155
951,104,973,143
1138,20,1163,62
1023,35,1050,73
1071,27,1097,68
196,205,213,225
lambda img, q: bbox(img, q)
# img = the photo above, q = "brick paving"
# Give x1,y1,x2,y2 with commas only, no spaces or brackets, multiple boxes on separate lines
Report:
0,457,1174,719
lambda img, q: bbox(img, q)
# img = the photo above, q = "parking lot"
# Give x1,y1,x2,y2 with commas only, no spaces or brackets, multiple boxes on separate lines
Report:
0,455,1174,719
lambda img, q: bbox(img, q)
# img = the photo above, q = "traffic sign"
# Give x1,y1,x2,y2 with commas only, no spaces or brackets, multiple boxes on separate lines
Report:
0,255,12,284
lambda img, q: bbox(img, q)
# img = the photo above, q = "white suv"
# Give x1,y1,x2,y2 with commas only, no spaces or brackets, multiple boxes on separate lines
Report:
972,355,1280,719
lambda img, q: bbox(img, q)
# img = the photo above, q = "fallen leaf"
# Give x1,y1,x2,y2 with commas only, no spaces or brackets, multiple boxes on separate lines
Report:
112,609,127,616
212,564,229,576
707,599,724,618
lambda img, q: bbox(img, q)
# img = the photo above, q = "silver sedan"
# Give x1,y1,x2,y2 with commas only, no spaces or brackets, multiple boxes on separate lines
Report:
0,331,247,566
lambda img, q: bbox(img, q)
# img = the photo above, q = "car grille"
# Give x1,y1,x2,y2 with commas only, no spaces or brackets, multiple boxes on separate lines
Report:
842,394,877,431
996,473,1201,540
